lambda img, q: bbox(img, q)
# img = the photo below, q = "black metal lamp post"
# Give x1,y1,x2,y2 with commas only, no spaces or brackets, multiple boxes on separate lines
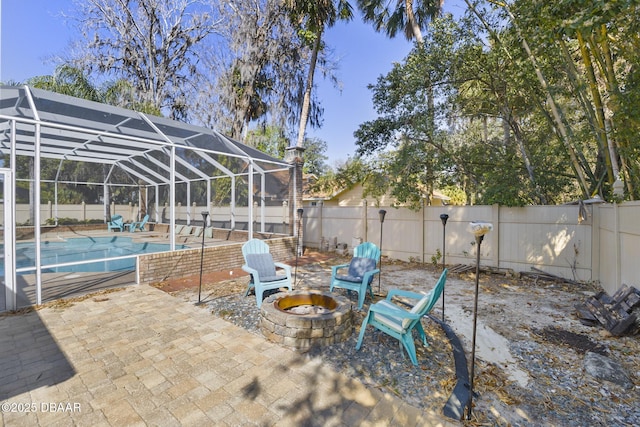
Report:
378,209,387,294
467,221,493,420
197,211,209,305
440,213,449,321
294,208,303,285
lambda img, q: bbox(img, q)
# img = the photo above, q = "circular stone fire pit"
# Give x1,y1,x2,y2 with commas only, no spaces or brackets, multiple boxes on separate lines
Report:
260,290,353,350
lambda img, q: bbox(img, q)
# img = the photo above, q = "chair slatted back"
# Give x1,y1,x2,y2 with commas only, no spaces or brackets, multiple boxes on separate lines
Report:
242,239,270,258
402,269,447,329
353,242,381,263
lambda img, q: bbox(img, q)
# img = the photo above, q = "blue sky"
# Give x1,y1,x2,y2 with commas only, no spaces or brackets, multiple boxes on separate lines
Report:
0,0,466,165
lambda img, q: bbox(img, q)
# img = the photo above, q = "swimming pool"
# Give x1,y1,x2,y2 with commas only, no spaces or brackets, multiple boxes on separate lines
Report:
11,236,186,273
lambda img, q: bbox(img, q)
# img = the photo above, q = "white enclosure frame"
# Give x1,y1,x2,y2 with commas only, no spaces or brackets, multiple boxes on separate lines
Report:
0,85,292,309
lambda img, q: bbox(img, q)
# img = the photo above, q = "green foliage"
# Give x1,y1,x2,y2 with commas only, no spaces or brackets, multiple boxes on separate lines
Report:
431,249,441,267
102,79,161,115
27,65,101,101
244,127,328,176
356,0,442,41
354,2,640,205
441,186,466,206
309,157,388,203
503,0,640,200
285,0,354,34
11,66,165,208
246,126,289,159
302,137,329,176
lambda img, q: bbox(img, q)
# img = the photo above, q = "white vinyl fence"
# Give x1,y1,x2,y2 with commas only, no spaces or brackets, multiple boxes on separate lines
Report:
8,200,640,295
594,201,640,295
14,201,290,228
301,202,640,295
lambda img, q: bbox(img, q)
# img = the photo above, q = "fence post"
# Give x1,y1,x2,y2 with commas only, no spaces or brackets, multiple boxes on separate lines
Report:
491,204,500,268
362,199,368,242
591,204,601,285
318,200,323,249
614,202,621,289
422,198,427,264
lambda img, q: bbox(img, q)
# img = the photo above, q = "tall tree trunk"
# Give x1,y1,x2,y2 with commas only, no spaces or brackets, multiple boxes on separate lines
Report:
405,1,436,133
405,0,424,44
501,115,509,148
576,31,615,186
295,29,322,147
468,0,592,197
597,25,636,197
508,114,547,204
559,38,612,196
520,36,590,197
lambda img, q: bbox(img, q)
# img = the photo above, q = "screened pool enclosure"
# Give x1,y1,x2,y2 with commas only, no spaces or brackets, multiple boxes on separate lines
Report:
0,85,297,311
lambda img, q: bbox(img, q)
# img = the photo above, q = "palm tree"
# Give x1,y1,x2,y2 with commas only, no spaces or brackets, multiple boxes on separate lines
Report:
357,0,442,136
285,0,354,148
27,65,102,101
357,0,443,43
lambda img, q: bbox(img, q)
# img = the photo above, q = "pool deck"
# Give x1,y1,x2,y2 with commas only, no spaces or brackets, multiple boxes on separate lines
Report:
39,228,237,249
5,230,242,309
0,284,460,426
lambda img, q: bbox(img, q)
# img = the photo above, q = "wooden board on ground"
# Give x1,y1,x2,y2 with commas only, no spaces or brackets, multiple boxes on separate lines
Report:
575,284,640,336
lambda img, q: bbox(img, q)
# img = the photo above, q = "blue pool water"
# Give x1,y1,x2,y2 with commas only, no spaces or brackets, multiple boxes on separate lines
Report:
11,236,185,273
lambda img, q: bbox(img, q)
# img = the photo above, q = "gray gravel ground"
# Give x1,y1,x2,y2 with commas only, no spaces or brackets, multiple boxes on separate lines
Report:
171,258,640,426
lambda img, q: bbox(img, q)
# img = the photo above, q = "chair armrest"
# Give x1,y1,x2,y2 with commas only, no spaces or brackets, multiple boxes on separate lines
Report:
274,262,292,277
241,265,261,281
386,288,426,302
361,268,380,282
369,301,420,320
331,264,349,275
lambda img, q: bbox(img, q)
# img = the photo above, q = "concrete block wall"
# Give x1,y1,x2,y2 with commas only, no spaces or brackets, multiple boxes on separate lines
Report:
137,236,297,284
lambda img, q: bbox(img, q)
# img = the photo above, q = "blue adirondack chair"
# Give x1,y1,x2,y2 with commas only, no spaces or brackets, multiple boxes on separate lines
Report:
241,239,293,307
107,214,124,232
355,269,447,366
329,242,381,309
126,214,150,232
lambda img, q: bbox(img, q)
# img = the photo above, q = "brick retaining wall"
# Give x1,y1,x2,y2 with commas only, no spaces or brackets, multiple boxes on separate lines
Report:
138,236,297,284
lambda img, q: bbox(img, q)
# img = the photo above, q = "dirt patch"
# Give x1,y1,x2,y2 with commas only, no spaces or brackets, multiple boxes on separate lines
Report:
534,326,608,355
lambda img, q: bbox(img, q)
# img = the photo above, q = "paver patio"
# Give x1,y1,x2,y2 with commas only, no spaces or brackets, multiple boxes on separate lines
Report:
0,284,459,426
